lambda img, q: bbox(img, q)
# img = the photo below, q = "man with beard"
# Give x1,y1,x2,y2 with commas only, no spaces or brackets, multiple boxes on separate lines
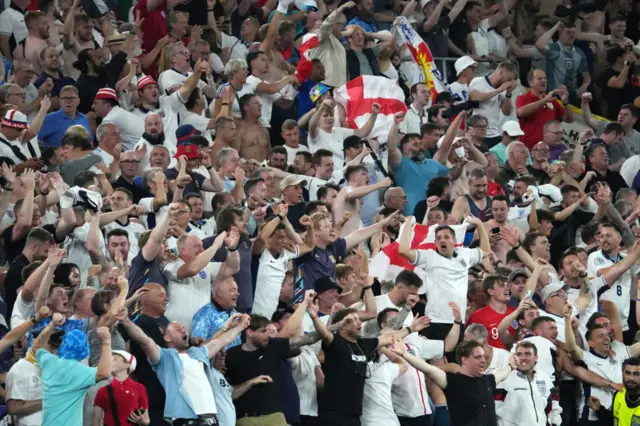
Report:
73,47,129,114
495,341,562,426
451,167,492,222
399,216,489,340
388,112,460,215
23,11,51,75
589,357,640,426
38,85,91,148
121,307,250,425
136,114,175,170
91,88,144,150
482,195,523,263
35,47,75,100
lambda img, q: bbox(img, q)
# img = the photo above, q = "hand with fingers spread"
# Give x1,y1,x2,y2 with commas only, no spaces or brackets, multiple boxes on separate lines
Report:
389,337,406,355
224,227,240,250
449,302,461,323
410,314,431,333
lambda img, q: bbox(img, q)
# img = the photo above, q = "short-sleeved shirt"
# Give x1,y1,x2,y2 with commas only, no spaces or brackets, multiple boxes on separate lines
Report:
134,0,168,53
36,349,97,426
38,109,93,148
165,168,206,196
392,155,449,216
444,372,498,426
466,305,516,349
0,6,27,54
6,358,42,426
544,42,588,95
191,302,241,349
516,90,565,151
225,338,291,417
94,377,148,426
321,334,379,416
292,238,347,302
128,250,169,313
308,127,354,167
469,76,506,139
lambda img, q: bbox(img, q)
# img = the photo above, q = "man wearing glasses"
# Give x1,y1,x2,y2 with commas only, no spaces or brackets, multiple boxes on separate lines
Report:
527,141,552,185
38,85,92,147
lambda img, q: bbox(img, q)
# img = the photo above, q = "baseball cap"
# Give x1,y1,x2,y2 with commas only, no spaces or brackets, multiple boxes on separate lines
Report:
502,120,525,137
310,83,330,103
420,0,433,9
540,281,570,303
175,124,202,145
454,56,478,76
94,88,118,102
508,270,528,282
112,349,137,373
137,75,157,91
314,276,343,294
1,109,28,130
279,175,307,191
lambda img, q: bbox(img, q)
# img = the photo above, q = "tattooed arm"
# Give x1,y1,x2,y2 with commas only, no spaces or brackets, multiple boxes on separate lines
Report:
289,322,342,350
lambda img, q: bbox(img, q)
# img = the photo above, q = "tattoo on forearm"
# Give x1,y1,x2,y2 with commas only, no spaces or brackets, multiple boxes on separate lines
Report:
289,323,341,350
604,201,636,247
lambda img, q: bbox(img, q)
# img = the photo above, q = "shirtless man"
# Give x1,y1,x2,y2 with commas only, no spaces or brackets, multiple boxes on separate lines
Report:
482,195,523,263
234,94,270,162
333,165,392,236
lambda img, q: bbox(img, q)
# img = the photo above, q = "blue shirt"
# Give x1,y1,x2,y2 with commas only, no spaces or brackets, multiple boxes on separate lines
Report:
34,72,75,97
393,156,449,215
151,346,217,419
38,110,93,147
348,16,378,33
296,80,315,121
37,349,97,426
191,302,241,349
211,368,235,426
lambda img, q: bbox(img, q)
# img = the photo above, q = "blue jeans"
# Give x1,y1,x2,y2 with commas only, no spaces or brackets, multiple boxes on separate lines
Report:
433,405,450,426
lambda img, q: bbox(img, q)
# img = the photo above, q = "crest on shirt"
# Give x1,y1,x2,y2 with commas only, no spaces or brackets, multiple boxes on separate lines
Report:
199,270,207,279
610,358,618,365
158,109,166,118
459,258,467,268
329,255,336,263
546,102,555,110
511,320,519,329
594,257,606,266
536,380,546,394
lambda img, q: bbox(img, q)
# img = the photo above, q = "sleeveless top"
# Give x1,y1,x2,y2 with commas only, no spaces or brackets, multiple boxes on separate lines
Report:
464,194,492,222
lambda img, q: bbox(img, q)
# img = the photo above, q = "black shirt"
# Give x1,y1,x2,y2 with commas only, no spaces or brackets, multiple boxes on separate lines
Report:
4,253,30,321
597,66,639,120
2,223,57,264
165,168,206,196
527,165,551,185
225,337,290,417
75,51,128,114
444,372,498,426
549,205,594,266
320,334,379,416
286,202,306,228
580,167,628,197
112,176,152,204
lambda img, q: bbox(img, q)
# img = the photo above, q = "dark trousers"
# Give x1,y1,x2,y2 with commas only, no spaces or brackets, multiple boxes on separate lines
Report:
299,415,319,426
318,411,360,426
559,380,578,426
398,414,433,426
172,414,218,426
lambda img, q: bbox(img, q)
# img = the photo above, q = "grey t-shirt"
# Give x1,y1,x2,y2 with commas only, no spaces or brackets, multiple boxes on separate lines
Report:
60,153,103,186
596,121,640,165
355,43,382,77
88,325,126,367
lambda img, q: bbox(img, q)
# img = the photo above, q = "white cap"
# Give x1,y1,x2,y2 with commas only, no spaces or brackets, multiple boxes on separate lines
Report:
502,120,525,137
420,0,433,9
436,135,465,149
540,281,570,303
538,184,563,204
454,56,477,76
112,350,137,373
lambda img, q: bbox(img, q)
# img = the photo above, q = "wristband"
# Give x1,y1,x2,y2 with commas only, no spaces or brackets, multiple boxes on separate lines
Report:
513,244,521,250
454,320,463,325
505,93,512,98
227,246,238,252
404,326,412,334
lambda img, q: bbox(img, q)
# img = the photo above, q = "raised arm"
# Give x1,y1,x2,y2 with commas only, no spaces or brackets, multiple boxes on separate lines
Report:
398,216,417,263
141,203,179,263
353,104,379,138
387,112,405,169
433,112,466,165
563,305,583,360
344,212,398,250
94,327,113,382
13,169,35,241
30,310,61,354
390,338,448,388
177,231,228,279
206,314,250,358
535,21,560,55
120,316,160,364
580,92,601,131
307,299,334,345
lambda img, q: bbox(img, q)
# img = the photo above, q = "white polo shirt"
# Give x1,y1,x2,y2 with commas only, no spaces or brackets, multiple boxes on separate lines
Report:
219,32,249,61
362,294,414,338
6,358,42,426
412,247,483,323
392,332,443,418
0,7,27,48
469,76,506,138
102,106,145,151
102,219,146,259
587,249,640,331
399,104,428,135
163,259,223,334
578,343,630,421
361,361,401,426
252,246,300,319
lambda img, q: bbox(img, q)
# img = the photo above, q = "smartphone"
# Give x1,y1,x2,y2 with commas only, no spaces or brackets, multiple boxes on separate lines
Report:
491,227,500,235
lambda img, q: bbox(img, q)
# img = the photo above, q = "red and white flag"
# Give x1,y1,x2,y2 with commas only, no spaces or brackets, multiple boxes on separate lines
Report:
333,75,407,141
369,222,468,286
294,33,319,83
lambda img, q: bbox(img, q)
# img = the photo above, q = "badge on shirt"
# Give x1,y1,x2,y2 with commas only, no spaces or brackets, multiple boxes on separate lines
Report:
199,270,207,279
536,380,546,394
594,257,606,266
459,258,467,268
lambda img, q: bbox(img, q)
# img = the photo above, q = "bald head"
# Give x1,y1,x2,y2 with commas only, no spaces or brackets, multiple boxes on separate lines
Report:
144,113,163,136
141,282,168,315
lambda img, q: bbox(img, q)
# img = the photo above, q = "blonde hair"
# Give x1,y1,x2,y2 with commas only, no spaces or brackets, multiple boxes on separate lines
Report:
311,212,329,230
65,124,90,139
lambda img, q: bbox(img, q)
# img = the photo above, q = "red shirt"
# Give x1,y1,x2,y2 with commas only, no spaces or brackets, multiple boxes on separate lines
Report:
487,179,506,197
516,90,565,151
94,377,148,426
466,304,516,349
135,0,168,54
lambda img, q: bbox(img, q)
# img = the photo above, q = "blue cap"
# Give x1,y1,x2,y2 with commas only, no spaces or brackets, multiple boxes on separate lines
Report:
58,329,90,361
175,124,201,145
310,83,330,103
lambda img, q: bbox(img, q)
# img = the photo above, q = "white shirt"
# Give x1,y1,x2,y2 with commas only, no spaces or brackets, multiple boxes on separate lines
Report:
218,32,249,61
190,219,216,238
0,7,27,46
6,358,42,426
252,246,300,319
308,127,354,167
399,104,428,135
102,219,146,259
485,347,510,374
588,249,639,331
245,75,282,128
579,344,630,421
102,106,145,150
620,154,640,187
158,68,207,95
0,135,41,165
289,347,321,417
164,258,222,334
469,76,506,138
412,247,483,323
10,291,33,330
392,333,443,418
134,137,177,171
180,110,213,142
361,361,402,426
63,222,106,288
567,276,607,336
178,353,218,415
131,90,186,151
94,147,113,168
283,144,309,165
362,294,413,338
449,82,470,104
519,336,557,381
139,197,169,230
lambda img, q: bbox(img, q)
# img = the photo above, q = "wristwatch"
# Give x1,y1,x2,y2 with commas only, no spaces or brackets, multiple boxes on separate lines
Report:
505,93,512,98
29,313,38,324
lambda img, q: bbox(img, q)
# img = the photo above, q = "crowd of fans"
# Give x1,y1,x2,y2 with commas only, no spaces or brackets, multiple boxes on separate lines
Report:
0,0,639,425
